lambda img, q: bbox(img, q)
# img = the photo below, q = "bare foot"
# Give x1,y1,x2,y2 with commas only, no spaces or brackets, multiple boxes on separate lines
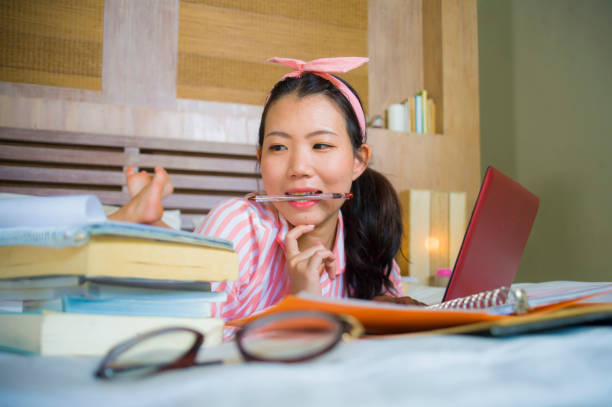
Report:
125,166,152,198
125,166,173,198
109,166,174,225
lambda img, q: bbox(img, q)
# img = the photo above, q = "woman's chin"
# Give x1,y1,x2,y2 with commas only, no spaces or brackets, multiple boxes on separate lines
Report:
285,215,322,227
277,209,322,227
274,202,341,229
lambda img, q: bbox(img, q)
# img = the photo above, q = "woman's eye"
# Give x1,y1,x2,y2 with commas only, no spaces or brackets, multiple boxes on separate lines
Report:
268,144,287,151
313,143,332,150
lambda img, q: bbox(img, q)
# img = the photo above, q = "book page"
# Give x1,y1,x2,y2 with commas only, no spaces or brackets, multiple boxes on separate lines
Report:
514,281,612,305
0,195,106,228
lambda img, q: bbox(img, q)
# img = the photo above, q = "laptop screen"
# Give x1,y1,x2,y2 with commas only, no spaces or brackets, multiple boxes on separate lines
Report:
442,166,540,301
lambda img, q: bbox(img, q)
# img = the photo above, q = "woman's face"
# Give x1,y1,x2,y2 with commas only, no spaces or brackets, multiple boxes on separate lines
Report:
259,93,368,228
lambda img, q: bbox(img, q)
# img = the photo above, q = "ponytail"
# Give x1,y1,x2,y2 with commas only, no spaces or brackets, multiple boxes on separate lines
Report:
342,167,402,299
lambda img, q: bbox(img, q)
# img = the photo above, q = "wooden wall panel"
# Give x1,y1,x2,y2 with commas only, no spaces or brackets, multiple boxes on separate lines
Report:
368,0,423,119
441,0,481,206
177,0,368,107
188,0,366,30
423,0,444,133
0,0,104,90
102,0,179,108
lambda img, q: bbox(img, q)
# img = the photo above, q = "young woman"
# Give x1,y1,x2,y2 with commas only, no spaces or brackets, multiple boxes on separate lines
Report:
112,57,414,326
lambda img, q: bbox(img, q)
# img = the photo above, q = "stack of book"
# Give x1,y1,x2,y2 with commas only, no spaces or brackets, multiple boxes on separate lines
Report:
0,195,238,356
395,90,436,134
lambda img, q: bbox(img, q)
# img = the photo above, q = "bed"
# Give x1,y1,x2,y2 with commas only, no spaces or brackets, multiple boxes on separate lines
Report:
0,126,261,231
0,324,611,406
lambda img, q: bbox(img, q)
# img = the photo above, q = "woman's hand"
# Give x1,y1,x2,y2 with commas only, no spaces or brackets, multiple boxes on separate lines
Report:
285,224,336,295
372,295,427,306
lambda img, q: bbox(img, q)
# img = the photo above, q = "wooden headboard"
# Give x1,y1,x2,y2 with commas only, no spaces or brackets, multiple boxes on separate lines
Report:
0,126,261,231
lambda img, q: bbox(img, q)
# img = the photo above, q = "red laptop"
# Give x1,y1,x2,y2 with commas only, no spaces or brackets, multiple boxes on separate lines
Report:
442,166,540,301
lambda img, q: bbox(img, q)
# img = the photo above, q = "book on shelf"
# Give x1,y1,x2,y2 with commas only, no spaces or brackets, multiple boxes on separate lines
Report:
402,98,412,133
0,195,238,282
414,92,423,133
229,282,612,335
408,97,415,132
428,98,436,134
400,90,435,134
392,91,435,134
0,311,224,356
421,90,428,134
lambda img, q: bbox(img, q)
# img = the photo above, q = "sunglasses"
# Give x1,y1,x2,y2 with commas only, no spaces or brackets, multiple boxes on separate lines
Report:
95,310,364,380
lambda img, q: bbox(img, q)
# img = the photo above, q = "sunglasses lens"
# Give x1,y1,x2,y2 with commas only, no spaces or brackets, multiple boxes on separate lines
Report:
99,329,199,379
238,312,343,362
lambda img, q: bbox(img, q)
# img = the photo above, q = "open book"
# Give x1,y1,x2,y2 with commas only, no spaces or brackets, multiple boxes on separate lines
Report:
229,282,612,335
0,194,231,249
0,195,238,282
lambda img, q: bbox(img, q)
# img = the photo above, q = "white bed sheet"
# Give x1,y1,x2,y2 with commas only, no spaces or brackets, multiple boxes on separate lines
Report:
1,325,611,407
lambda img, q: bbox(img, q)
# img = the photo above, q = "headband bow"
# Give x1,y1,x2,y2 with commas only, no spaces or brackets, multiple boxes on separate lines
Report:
268,57,369,143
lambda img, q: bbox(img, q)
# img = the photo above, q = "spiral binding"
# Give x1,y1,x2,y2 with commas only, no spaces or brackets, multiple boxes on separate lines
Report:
427,286,511,311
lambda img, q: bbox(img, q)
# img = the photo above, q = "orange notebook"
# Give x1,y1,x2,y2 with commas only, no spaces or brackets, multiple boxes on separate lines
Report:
228,286,612,335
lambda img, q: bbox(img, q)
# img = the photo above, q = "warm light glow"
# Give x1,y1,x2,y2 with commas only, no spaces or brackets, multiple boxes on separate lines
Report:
424,237,440,251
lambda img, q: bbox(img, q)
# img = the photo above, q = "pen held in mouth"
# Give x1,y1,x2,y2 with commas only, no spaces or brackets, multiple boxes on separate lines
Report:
246,192,354,203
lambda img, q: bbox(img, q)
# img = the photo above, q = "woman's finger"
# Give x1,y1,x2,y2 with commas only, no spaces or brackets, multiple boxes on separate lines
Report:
287,243,327,268
306,247,335,277
324,256,336,281
285,224,315,257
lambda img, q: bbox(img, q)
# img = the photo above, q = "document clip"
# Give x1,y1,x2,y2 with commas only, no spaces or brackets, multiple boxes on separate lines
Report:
509,288,531,314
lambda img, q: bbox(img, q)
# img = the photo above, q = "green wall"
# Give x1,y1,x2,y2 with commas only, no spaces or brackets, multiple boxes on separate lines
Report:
478,0,612,282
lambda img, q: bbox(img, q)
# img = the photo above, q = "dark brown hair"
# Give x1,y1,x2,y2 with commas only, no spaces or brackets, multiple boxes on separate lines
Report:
258,73,402,299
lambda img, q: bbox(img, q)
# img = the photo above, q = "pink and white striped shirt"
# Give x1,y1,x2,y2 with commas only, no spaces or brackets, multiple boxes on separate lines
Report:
195,198,404,325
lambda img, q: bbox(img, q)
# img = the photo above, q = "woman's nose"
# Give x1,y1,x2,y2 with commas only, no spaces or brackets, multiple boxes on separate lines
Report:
287,148,313,178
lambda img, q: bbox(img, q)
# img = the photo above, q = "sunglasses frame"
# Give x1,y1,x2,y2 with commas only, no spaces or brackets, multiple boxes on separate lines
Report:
235,310,362,363
95,311,364,379
95,326,204,379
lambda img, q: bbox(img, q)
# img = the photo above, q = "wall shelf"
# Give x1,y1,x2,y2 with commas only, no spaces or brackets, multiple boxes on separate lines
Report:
366,0,481,278
367,0,480,206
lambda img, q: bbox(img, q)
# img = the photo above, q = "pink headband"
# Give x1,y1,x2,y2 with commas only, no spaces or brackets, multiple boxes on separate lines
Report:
268,57,369,143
